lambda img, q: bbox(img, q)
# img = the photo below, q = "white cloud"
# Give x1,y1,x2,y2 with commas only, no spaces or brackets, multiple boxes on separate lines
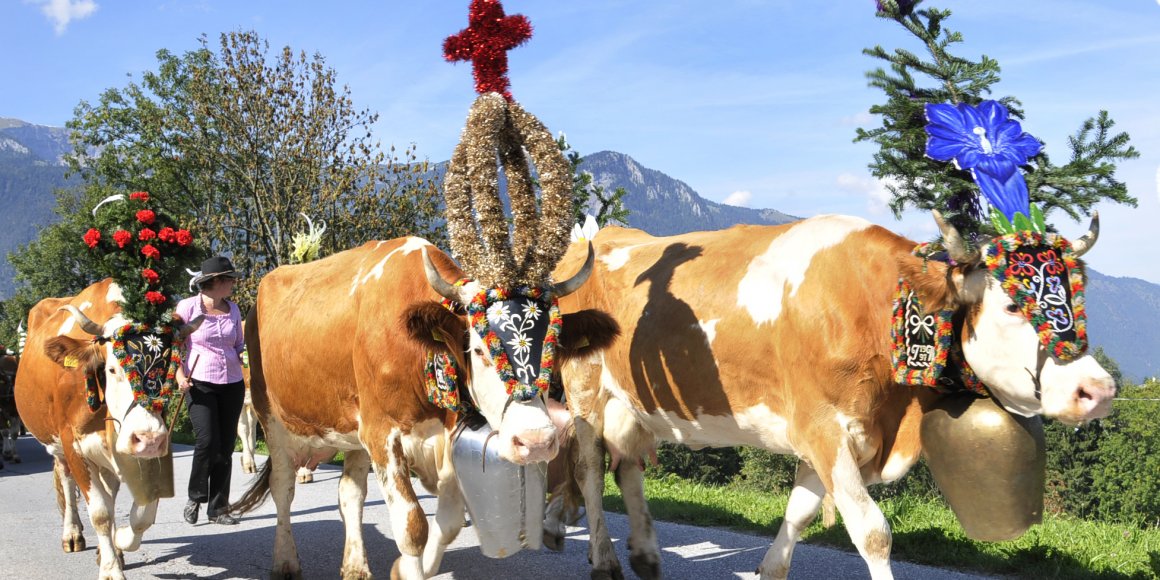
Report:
29,0,98,35
836,172,893,215
839,111,875,127
722,190,752,207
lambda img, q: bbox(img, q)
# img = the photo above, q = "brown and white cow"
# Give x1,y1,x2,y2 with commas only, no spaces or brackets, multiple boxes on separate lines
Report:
235,366,318,482
15,279,199,580
231,236,613,580
553,214,1115,580
0,353,20,465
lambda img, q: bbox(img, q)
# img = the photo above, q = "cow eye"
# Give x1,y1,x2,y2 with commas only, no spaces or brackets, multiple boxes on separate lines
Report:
1005,303,1021,314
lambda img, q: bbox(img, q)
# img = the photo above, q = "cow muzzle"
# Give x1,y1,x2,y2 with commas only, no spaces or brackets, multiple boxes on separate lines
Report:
125,430,169,458
1065,376,1116,425
497,402,560,464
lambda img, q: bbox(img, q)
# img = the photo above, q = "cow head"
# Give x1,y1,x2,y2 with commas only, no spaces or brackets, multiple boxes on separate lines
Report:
405,243,607,465
914,211,1114,425
44,306,202,457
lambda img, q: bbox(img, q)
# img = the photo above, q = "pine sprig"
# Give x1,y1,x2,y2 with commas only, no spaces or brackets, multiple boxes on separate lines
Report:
856,2,1138,238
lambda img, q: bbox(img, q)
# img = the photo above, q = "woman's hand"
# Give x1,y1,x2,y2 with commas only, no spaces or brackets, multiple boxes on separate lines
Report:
178,374,192,393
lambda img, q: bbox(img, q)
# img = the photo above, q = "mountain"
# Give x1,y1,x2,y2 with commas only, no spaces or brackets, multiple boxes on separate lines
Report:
581,150,797,234
0,119,1155,381
1084,270,1160,381
0,118,80,298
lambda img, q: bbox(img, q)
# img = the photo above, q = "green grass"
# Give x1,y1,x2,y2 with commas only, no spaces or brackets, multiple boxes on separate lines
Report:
602,474,1160,579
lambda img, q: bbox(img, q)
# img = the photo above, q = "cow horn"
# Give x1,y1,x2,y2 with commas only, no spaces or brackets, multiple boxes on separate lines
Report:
178,315,205,339
423,248,461,303
552,242,595,298
1069,212,1099,258
61,305,105,336
932,210,980,264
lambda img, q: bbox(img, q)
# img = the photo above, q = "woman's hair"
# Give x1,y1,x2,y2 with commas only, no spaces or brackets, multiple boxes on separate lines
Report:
198,275,229,293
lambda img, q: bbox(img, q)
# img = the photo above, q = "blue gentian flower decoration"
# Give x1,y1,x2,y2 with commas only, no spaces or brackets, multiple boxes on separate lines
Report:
924,100,1043,223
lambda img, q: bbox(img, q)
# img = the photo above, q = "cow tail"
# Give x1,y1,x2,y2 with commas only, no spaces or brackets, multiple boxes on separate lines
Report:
229,456,272,515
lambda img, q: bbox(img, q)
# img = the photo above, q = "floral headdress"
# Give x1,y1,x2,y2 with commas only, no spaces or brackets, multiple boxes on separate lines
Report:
82,191,197,326
924,101,1088,360
432,1,578,403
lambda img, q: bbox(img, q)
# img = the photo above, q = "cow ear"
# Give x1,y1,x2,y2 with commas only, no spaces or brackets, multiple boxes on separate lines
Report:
43,336,99,370
558,310,619,362
401,302,466,353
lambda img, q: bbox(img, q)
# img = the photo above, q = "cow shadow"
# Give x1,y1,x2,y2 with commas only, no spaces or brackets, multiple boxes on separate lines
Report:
0,434,54,476
629,243,731,420
145,518,401,579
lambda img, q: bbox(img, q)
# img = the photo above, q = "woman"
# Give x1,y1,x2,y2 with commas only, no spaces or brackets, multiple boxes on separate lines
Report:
176,256,246,525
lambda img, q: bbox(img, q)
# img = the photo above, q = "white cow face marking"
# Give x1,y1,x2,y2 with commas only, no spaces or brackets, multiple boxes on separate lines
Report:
455,282,558,465
960,272,1115,425
100,315,170,458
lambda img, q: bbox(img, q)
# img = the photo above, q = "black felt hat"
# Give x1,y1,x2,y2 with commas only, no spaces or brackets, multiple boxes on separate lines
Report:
193,256,240,287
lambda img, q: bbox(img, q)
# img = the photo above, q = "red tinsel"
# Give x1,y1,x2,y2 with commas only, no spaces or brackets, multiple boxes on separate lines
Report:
443,0,533,100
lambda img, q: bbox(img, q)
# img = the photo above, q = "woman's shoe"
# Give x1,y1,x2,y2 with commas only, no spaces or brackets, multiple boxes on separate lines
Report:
183,500,199,524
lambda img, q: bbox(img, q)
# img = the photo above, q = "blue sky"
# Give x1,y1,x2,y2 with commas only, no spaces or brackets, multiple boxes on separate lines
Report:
3,0,1158,283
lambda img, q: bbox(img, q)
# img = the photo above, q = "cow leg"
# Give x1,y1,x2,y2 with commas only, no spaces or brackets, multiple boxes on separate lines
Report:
572,417,623,580
421,458,466,576
54,456,86,552
829,439,894,580
114,500,159,552
757,462,826,580
337,448,372,580
238,402,258,474
375,428,427,580
88,466,126,580
3,417,21,462
614,460,660,580
266,421,304,579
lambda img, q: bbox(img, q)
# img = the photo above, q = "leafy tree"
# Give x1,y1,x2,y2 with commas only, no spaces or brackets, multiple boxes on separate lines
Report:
1089,379,1160,526
856,0,1138,237
62,30,443,308
556,134,630,228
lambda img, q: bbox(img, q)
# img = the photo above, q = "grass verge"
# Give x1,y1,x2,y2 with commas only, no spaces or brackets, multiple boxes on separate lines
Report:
602,474,1160,579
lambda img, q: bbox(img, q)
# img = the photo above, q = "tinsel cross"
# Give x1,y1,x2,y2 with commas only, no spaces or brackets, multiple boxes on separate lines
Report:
443,0,533,100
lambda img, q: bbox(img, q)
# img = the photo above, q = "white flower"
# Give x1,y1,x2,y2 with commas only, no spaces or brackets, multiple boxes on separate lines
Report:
143,334,164,353
570,214,599,243
521,300,542,321
487,301,511,324
506,333,532,357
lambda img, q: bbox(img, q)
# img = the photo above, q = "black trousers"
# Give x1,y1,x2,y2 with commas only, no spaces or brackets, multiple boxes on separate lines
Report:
186,379,245,516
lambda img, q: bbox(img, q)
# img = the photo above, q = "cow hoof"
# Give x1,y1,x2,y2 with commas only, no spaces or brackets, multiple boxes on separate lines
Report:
630,551,661,580
269,567,304,580
297,472,313,484
242,463,256,474
62,534,86,553
543,530,565,552
591,566,625,580
341,567,372,580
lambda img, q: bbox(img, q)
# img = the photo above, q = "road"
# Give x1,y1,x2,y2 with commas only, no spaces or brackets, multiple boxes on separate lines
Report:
0,435,995,579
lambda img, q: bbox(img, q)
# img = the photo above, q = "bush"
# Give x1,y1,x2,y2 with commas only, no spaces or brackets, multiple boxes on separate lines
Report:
645,442,742,486
732,447,798,492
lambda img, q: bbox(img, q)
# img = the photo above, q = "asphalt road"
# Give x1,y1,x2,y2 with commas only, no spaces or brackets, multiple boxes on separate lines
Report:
0,435,995,579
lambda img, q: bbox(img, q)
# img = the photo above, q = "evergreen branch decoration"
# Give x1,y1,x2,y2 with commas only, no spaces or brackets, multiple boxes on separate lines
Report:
856,1,1138,239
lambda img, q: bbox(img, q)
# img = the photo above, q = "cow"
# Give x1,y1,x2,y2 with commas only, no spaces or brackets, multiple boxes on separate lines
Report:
15,279,200,580
552,213,1116,580
1,353,19,465
230,236,616,580
235,367,317,483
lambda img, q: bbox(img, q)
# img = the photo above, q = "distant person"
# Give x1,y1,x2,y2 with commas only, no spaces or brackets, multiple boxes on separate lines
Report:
176,256,245,525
